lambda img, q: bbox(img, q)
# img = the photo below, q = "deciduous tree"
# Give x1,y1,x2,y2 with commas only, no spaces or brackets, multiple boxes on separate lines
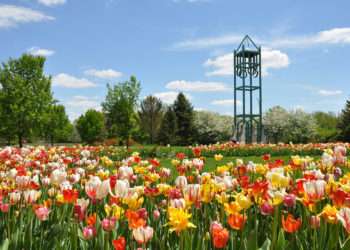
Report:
102,76,140,147
0,54,53,147
43,104,73,145
76,109,106,144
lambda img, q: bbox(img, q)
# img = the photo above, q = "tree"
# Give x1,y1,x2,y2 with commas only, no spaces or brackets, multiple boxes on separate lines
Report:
313,111,339,142
138,96,164,144
263,106,289,143
194,111,233,144
286,109,317,143
173,93,195,145
158,107,177,145
102,76,141,147
0,54,53,147
338,100,350,142
76,109,106,144
43,104,73,145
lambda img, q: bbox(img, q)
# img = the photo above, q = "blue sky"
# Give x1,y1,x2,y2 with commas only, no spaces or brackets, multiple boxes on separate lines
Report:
1,0,349,120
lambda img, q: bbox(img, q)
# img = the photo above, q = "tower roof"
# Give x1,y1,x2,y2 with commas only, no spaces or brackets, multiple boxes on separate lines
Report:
236,35,259,52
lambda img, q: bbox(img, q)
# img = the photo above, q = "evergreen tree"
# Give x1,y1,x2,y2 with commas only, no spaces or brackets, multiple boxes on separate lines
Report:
173,93,195,145
338,100,350,142
138,96,163,144
158,107,177,145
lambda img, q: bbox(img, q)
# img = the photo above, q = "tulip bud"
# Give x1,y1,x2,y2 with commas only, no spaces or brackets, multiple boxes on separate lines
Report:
310,215,320,229
153,209,160,220
101,218,116,232
283,194,296,208
260,201,274,216
83,226,96,240
0,203,9,213
35,207,50,221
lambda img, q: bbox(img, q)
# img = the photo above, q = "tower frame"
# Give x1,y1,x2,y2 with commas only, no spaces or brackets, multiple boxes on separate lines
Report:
234,35,262,143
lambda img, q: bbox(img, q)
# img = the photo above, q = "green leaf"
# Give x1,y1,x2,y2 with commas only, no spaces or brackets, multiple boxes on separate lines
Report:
0,239,9,250
247,230,258,250
276,230,285,250
341,236,350,250
259,238,271,250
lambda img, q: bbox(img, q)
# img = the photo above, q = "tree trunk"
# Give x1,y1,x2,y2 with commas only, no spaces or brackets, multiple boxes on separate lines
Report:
126,137,129,149
18,134,23,148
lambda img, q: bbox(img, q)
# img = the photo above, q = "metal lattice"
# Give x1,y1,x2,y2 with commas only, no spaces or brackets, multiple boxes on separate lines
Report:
233,35,263,144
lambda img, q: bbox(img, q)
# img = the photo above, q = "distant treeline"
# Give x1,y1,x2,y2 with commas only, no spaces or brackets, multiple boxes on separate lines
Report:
0,54,349,147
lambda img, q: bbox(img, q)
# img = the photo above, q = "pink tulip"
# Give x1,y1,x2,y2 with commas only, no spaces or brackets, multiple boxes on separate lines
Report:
83,226,96,240
260,201,274,216
35,207,50,221
153,209,160,220
283,194,296,208
0,203,9,213
101,218,116,232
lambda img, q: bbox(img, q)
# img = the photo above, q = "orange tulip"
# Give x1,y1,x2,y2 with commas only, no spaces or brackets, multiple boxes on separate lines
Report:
282,214,301,233
86,213,96,226
125,210,146,229
211,225,229,249
227,212,246,231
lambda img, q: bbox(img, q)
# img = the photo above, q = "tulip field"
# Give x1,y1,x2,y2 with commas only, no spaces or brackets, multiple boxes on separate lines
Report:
0,144,350,250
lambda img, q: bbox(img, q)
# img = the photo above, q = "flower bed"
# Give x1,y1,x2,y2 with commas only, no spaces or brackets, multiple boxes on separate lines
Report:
0,144,349,249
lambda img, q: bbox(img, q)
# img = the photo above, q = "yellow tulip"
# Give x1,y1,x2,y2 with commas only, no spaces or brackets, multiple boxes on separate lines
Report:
166,207,196,233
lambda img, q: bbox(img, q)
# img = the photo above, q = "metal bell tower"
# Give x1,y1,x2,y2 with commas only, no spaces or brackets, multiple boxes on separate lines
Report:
234,35,262,143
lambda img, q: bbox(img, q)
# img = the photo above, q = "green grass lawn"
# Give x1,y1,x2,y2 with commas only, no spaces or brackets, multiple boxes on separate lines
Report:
159,155,293,175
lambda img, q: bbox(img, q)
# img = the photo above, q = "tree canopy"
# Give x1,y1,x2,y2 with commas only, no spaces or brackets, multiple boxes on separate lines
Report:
173,93,195,145
102,76,140,147
76,109,106,144
138,95,164,144
42,104,73,145
0,54,53,147
338,99,350,142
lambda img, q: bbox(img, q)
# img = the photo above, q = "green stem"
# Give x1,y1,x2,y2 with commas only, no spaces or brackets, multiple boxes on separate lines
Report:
271,206,279,250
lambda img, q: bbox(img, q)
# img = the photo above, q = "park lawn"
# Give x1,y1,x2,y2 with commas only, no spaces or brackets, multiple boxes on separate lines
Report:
159,155,293,176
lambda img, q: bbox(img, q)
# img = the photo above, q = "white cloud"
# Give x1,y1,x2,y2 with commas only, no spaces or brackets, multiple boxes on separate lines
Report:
154,91,192,104
271,27,350,48
166,80,230,92
0,5,54,28
65,96,101,120
27,47,55,57
211,99,241,106
52,73,97,88
318,89,343,96
38,0,66,7
84,69,123,79
261,48,290,75
66,96,101,109
204,47,289,77
172,27,350,50
172,34,242,50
